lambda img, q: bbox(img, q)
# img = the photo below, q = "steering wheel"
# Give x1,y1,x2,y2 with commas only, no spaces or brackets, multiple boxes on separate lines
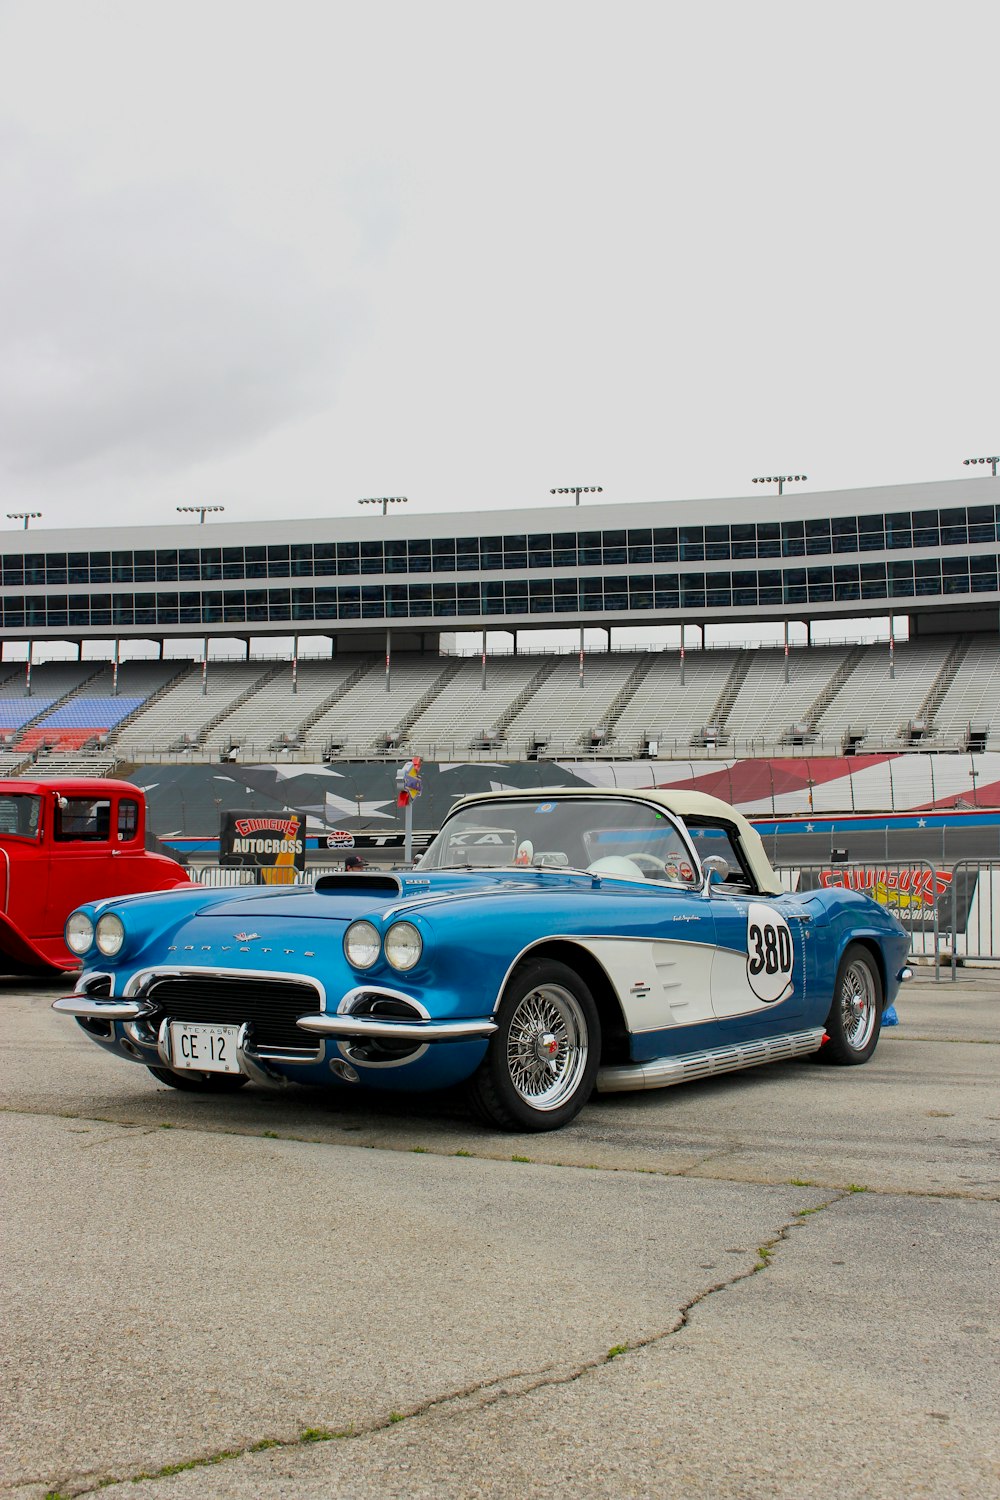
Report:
586,856,645,881
629,853,668,878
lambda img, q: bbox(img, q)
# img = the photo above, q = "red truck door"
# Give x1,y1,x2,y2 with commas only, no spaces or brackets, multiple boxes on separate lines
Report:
42,790,124,939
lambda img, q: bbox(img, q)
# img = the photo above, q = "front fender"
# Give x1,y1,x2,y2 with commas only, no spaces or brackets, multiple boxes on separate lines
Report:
0,909,78,974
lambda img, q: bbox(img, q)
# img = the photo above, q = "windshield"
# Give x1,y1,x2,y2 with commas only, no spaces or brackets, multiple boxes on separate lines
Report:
0,793,42,840
417,796,700,886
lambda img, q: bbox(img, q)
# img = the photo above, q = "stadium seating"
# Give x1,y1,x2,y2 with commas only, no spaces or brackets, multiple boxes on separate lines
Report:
2,634,998,768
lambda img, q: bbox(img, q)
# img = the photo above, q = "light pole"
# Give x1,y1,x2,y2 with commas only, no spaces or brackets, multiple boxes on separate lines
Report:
550,486,602,506
751,475,807,496
551,486,602,685
7,512,41,529
359,496,408,516
963,456,999,477
176,505,225,523
359,496,409,689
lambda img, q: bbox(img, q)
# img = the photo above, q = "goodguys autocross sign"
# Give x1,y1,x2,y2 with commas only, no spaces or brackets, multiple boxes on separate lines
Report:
221,811,306,874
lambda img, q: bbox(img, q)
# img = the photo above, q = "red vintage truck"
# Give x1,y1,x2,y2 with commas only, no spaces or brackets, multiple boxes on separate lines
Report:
0,778,190,973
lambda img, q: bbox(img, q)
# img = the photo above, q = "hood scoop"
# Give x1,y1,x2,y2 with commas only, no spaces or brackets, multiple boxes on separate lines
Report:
315,873,403,895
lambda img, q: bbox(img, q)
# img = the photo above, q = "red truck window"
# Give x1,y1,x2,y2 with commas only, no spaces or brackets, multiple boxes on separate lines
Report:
55,798,112,843
0,793,41,839
118,799,139,841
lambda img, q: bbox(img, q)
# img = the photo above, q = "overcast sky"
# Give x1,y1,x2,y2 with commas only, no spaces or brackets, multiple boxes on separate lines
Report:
0,0,997,539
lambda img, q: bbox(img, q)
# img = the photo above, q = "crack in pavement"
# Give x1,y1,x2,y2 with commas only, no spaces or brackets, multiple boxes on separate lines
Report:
24,1192,849,1499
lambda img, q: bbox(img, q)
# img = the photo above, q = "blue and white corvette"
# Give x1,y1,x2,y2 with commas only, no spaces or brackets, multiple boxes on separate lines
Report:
54,788,911,1131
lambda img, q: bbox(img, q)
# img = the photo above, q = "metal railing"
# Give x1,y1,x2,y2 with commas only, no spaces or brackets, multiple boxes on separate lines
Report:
945,859,1000,977
190,864,344,887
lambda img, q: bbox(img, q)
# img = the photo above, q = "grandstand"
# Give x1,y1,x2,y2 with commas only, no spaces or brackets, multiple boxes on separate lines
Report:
0,632,994,776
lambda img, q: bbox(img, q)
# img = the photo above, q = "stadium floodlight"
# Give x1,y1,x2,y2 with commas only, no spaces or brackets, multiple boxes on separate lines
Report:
176,505,225,523
359,497,408,515
963,456,999,477
751,475,808,496
550,486,603,506
6,512,41,529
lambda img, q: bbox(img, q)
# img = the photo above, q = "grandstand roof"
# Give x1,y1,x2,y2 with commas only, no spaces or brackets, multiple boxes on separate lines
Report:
0,475,993,550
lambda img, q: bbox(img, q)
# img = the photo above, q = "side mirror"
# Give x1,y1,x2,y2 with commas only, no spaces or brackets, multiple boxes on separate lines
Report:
701,855,729,894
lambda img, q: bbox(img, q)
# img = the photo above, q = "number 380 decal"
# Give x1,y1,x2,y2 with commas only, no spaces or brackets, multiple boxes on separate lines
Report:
745,903,794,1004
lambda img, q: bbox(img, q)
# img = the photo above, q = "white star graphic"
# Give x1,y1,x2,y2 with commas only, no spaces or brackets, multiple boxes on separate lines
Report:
323,792,396,822
805,823,815,833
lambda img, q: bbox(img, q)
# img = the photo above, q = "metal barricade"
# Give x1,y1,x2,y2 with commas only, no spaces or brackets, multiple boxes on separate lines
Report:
774,860,942,980
946,858,1000,978
190,864,344,887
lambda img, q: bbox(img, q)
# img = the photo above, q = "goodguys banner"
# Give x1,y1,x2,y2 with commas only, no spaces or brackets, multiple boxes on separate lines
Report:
793,863,976,938
220,810,306,880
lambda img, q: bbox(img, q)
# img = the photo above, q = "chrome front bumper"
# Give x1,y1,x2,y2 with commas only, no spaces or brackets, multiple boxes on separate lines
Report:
53,994,148,1021
53,992,498,1050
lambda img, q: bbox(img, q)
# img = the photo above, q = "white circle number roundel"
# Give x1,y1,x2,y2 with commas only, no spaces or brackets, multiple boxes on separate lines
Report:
745,903,794,1004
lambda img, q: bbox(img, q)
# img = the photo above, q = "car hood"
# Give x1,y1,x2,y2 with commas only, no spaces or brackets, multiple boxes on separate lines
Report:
190,867,666,924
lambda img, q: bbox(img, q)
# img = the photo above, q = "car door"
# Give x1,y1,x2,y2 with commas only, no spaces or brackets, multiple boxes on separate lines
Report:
708,886,806,1030
683,816,807,1035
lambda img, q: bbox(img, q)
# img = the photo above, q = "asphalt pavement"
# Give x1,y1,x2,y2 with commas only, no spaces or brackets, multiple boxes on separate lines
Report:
1,970,998,1500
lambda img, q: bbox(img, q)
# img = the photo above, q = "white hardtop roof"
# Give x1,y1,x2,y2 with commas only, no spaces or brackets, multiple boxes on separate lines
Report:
450,785,781,894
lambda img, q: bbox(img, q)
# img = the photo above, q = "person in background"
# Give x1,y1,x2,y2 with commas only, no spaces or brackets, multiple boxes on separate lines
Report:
345,853,367,871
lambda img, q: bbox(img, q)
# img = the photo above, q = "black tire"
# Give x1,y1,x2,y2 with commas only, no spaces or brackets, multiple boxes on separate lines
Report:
821,943,883,1065
466,958,601,1132
146,1065,250,1093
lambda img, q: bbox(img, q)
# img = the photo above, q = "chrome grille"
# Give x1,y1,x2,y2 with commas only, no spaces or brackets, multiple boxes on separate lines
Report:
145,975,319,1052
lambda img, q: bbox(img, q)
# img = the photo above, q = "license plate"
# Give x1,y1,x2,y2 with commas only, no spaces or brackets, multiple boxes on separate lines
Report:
169,1022,242,1073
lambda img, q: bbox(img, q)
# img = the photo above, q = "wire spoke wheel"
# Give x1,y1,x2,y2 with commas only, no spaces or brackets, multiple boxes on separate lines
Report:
839,958,877,1052
467,958,601,1131
822,943,883,1065
506,983,589,1110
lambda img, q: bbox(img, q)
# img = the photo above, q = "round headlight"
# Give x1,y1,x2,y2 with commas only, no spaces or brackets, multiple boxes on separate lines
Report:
344,920,381,969
384,921,422,971
95,912,125,957
65,911,95,956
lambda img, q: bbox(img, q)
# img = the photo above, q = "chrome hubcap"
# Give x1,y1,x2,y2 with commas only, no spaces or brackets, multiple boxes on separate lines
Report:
507,984,588,1112
840,961,877,1050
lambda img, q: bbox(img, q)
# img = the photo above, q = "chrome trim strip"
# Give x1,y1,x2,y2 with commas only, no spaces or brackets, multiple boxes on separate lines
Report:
597,1026,826,1093
297,1013,497,1041
337,984,431,1018
122,964,328,1008
82,970,116,997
